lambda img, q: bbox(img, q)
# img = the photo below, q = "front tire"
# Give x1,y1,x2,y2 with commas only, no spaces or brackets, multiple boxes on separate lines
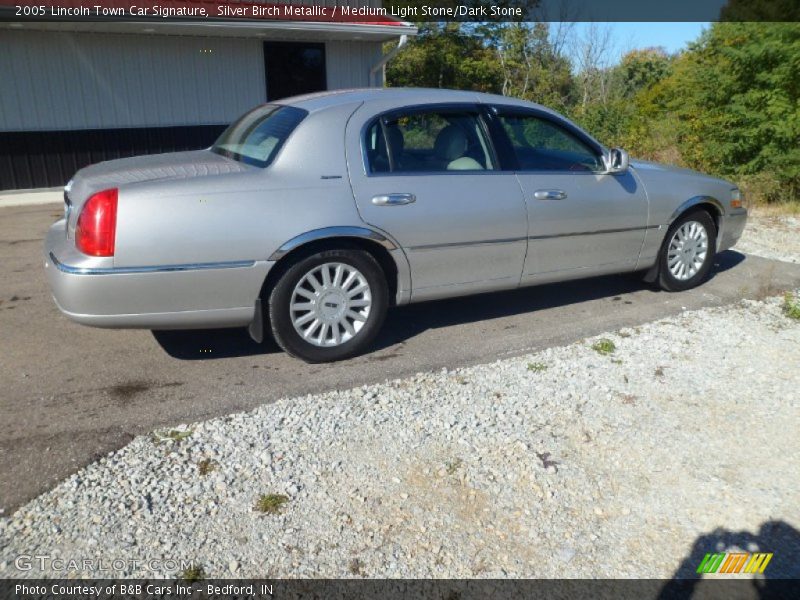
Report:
268,248,388,362
657,210,717,292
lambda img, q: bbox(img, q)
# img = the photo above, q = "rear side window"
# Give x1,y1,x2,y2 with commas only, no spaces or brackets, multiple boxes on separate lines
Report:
366,110,495,174
212,105,307,168
498,114,603,172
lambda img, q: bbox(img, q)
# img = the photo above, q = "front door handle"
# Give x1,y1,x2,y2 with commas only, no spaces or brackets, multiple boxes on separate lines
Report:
372,193,416,206
533,189,567,201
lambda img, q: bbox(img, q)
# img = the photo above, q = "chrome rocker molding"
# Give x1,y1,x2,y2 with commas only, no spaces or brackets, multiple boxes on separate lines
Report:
50,253,256,275
268,226,398,261
408,225,659,252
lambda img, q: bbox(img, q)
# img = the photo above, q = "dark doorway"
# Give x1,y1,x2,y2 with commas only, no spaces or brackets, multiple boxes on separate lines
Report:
264,42,327,101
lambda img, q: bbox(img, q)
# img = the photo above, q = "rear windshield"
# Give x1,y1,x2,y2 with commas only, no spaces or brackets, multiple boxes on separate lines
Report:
211,104,307,168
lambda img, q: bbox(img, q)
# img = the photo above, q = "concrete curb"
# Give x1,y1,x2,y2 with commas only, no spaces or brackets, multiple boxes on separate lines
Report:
0,189,63,209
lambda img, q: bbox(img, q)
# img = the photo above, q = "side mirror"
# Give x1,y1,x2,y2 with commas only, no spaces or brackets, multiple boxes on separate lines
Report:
604,148,629,174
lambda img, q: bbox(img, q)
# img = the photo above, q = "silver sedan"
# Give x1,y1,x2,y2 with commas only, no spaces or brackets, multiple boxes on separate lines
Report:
44,88,748,362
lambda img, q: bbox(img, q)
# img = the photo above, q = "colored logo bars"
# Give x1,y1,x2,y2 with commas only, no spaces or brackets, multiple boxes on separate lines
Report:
696,552,773,574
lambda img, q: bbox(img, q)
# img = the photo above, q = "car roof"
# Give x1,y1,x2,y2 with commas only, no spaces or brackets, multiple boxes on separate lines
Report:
276,87,605,152
278,87,548,114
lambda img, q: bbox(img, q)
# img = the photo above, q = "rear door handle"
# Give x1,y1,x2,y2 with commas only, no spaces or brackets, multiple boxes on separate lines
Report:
533,189,567,201
372,193,416,206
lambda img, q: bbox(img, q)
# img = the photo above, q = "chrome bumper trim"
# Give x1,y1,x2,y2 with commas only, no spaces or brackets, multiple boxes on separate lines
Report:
49,253,256,275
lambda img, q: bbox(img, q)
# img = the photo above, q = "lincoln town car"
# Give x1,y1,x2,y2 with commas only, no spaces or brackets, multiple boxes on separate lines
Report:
44,88,748,362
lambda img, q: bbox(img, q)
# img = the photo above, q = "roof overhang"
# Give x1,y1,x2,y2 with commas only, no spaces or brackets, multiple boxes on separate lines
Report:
6,20,417,42
2,18,417,40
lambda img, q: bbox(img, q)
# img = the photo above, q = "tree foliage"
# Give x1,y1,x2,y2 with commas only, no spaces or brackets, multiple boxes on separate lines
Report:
640,23,800,201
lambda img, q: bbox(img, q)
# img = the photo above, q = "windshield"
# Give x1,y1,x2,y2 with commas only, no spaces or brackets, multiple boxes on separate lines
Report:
211,104,308,168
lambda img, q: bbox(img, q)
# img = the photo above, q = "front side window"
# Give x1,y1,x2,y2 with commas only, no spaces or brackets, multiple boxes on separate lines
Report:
212,104,307,168
366,110,495,174
498,114,603,172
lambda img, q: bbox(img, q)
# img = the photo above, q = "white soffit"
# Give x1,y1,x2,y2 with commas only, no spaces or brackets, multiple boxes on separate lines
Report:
2,19,418,41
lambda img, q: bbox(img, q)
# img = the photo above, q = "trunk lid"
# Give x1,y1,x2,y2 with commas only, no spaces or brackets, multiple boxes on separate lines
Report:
64,149,247,237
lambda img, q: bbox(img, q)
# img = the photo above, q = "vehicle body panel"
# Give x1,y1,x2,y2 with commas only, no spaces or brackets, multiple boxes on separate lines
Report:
345,100,528,300
516,170,649,281
43,87,747,333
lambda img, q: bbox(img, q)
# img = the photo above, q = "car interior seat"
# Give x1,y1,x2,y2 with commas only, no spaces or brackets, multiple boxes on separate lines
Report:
433,125,484,171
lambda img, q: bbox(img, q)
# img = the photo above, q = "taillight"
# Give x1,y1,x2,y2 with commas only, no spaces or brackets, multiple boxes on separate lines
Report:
76,188,118,257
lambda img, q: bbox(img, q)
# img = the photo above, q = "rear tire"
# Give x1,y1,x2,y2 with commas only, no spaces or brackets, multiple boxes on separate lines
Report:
268,248,388,362
657,210,717,292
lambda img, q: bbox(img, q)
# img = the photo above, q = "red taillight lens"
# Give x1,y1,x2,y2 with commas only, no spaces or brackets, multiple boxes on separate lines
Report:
76,188,118,257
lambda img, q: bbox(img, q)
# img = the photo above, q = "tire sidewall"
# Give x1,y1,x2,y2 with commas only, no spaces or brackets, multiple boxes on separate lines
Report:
268,249,388,362
659,210,717,292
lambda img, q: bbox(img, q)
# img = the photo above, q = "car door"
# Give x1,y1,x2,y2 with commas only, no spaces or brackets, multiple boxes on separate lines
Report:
489,107,649,283
346,103,528,302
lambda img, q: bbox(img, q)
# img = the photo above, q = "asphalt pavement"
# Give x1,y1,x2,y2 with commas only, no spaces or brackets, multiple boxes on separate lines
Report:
2,203,799,515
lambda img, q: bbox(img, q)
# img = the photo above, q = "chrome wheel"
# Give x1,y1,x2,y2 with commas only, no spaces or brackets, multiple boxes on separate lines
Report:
667,220,709,281
289,262,372,348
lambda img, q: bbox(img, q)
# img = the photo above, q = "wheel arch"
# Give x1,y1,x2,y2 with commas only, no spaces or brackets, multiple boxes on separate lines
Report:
262,225,409,308
643,196,723,284
667,195,724,234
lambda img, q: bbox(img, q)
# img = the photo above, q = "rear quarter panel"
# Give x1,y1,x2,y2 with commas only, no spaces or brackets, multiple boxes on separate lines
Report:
112,102,365,269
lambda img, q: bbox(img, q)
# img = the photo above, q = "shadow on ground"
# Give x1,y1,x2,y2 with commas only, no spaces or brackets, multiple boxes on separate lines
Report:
153,251,747,361
658,520,800,599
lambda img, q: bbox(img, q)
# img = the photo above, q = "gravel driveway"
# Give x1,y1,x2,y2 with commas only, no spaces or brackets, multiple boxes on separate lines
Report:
2,293,798,579
736,212,800,264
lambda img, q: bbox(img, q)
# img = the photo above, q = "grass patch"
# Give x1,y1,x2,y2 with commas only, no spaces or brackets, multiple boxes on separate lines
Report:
152,428,193,444
591,339,616,355
527,362,548,372
181,565,205,583
749,200,800,217
445,458,463,475
197,458,216,476
783,291,800,320
348,558,363,575
255,493,289,514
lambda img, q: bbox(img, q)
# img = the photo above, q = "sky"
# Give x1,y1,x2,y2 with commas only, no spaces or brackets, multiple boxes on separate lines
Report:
571,22,710,64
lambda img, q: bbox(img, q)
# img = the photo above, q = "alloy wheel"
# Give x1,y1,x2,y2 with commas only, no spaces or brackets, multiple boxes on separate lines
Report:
289,262,372,347
667,220,709,281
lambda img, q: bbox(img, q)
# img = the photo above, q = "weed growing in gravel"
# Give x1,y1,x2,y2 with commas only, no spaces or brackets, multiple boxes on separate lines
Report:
152,429,193,444
255,493,289,514
348,558,363,575
197,458,216,476
181,565,205,582
527,362,548,372
592,339,616,355
445,458,463,475
783,291,800,320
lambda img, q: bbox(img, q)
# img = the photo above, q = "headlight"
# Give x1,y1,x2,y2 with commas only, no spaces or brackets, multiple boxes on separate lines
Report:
731,188,745,209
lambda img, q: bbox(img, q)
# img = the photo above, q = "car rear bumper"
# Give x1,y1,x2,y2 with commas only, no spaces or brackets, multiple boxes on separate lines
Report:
44,220,271,329
719,207,748,252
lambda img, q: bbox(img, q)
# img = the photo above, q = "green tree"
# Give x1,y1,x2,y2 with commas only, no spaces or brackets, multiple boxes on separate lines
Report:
575,47,673,150
616,47,672,98
385,23,501,92
641,23,800,201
